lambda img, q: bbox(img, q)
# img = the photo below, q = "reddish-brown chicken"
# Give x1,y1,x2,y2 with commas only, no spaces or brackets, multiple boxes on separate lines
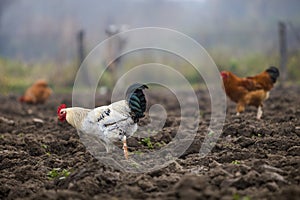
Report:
221,66,279,119
19,79,52,104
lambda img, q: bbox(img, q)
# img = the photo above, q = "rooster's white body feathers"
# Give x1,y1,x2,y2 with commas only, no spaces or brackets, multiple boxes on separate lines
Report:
58,84,148,157
81,100,137,150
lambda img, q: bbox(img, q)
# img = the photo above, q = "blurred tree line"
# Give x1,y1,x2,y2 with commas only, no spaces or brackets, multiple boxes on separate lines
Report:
0,0,299,62
0,0,299,93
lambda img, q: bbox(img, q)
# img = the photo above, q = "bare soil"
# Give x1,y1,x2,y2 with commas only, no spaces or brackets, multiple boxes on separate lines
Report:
0,86,299,200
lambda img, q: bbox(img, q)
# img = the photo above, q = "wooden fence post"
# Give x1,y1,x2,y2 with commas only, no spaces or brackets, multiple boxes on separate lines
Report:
105,25,127,88
76,30,91,86
77,30,85,66
278,21,287,83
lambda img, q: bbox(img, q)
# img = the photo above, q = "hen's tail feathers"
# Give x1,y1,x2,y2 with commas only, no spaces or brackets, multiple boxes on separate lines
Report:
126,83,148,123
266,66,280,83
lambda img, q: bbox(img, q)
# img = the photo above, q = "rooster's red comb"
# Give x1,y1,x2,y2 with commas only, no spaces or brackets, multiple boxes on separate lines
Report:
57,104,67,115
221,71,229,79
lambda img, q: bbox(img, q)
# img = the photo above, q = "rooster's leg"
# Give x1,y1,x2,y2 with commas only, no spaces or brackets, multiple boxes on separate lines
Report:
122,135,129,159
257,106,263,119
236,102,245,116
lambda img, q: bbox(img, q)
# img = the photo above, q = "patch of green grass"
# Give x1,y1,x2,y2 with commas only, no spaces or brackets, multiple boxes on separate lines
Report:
47,168,60,179
233,193,251,200
47,168,71,180
0,57,78,94
17,133,24,137
141,137,154,149
41,144,52,155
1,49,300,95
131,163,139,168
154,141,166,148
208,130,215,137
223,143,234,148
61,169,71,179
252,133,262,138
231,160,241,165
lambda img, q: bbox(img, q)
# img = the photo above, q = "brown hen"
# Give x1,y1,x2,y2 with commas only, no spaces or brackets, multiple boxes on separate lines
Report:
221,66,279,119
20,79,52,104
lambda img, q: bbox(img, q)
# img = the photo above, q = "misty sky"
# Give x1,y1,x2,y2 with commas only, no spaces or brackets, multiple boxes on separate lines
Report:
0,0,299,63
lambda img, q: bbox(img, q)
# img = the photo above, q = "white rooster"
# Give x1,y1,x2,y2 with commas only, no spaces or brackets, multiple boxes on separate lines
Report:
57,83,148,159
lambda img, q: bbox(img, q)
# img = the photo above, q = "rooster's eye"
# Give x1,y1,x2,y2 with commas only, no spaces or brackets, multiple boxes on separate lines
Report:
60,111,64,114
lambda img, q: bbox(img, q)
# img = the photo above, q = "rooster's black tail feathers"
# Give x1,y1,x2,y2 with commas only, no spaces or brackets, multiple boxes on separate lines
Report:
126,83,148,122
